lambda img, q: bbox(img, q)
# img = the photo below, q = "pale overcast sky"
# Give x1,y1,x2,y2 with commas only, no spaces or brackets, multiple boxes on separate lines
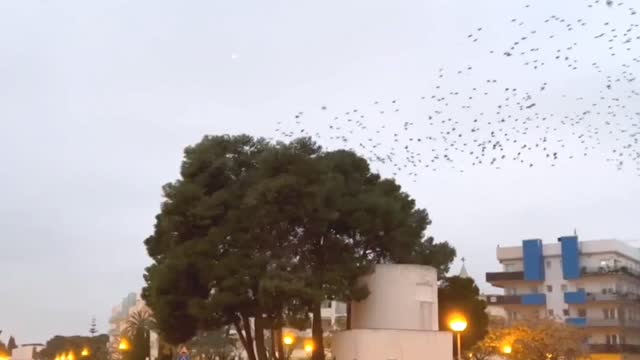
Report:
1,0,639,344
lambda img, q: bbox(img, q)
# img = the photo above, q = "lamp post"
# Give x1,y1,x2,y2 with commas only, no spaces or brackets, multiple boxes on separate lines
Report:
303,339,314,360
282,333,295,360
118,339,130,352
448,314,468,360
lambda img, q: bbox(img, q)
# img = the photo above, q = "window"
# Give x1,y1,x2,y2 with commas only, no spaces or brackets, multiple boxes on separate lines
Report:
530,286,538,294
334,302,347,315
547,285,553,293
321,300,332,309
548,309,554,317
563,309,570,316
561,284,568,292
578,308,587,317
606,334,619,345
604,308,616,319
546,260,551,269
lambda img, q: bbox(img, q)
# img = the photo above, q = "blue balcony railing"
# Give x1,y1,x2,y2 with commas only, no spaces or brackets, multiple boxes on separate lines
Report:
566,317,588,327
521,293,546,305
565,290,587,304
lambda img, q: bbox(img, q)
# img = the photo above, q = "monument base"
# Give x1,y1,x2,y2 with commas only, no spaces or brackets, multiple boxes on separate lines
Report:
332,328,453,360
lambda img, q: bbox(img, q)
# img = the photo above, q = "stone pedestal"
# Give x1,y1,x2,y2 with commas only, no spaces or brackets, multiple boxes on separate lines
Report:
331,264,453,360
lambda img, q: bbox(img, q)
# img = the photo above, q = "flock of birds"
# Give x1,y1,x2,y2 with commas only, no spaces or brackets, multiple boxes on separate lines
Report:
273,0,640,179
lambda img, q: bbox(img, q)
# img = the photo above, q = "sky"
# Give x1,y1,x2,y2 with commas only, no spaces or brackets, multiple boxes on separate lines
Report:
1,0,640,344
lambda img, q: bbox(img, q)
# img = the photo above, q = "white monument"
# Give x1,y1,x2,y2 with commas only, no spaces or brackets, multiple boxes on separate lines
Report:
332,264,453,360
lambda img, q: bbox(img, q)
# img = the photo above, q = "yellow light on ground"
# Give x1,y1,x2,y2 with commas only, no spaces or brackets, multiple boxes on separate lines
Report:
303,340,314,353
282,334,294,345
81,348,90,357
118,339,130,351
501,344,512,354
448,315,468,332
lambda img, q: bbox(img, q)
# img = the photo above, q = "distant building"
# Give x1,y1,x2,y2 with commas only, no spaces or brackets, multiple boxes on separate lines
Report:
486,236,640,359
11,344,44,360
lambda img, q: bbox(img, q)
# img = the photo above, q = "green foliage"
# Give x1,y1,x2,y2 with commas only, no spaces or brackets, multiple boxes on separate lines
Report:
187,328,237,360
124,327,150,360
37,335,109,360
438,276,489,352
142,134,455,360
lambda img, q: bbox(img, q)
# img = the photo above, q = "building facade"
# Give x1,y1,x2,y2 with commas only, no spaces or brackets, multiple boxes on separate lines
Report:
486,236,640,359
11,344,44,360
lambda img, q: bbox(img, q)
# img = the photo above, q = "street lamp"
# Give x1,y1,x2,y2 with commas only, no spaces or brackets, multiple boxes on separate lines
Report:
283,334,295,346
501,344,512,355
118,339,130,352
304,339,315,354
448,314,468,360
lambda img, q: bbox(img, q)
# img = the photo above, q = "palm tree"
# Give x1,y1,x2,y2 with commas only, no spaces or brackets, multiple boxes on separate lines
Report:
122,309,157,339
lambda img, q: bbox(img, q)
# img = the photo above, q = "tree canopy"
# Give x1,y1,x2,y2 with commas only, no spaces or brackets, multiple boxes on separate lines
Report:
37,335,109,360
438,276,489,355
470,320,587,360
186,328,238,360
142,135,455,360
7,337,17,354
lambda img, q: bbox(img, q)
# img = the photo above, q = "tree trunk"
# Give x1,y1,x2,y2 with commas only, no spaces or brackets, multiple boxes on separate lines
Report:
275,328,284,360
346,302,351,330
311,302,325,360
254,317,269,360
241,314,258,360
269,327,277,360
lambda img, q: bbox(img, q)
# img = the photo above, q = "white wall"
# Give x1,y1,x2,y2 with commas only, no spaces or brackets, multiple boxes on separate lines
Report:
351,264,438,331
332,329,452,360
12,345,44,360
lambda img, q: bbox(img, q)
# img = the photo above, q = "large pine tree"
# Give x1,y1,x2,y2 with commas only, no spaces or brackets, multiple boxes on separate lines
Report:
142,135,455,360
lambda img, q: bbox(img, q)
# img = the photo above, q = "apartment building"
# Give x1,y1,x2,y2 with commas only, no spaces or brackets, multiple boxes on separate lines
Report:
486,236,640,358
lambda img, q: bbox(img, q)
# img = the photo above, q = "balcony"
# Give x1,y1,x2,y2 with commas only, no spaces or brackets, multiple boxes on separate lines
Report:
588,318,622,327
564,290,587,304
566,317,587,327
585,292,640,303
589,344,640,354
484,294,546,306
486,271,525,285
581,266,640,281
566,318,640,328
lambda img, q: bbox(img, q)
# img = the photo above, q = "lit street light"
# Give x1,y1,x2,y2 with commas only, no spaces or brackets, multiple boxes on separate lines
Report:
118,339,130,352
283,334,295,346
303,339,314,358
501,344,512,355
81,348,90,357
448,313,468,360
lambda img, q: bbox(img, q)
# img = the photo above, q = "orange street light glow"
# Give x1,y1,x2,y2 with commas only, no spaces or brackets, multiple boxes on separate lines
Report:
118,339,130,351
81,348,90,357
282,334,294,345
303,340,314,353
448,314,468,332
502,344,512,354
